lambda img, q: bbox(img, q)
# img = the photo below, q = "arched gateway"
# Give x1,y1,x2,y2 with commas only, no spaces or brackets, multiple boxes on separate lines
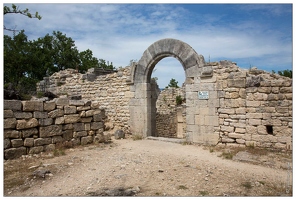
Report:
129,38,220,145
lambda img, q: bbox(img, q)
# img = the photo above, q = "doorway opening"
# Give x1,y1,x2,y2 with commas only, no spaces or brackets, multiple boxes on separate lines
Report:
151,57,186,138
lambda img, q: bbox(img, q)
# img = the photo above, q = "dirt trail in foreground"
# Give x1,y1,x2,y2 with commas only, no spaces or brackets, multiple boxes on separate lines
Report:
4,138,292,197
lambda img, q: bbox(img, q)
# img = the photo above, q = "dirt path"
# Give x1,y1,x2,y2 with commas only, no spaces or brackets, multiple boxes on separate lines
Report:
4,137,292,197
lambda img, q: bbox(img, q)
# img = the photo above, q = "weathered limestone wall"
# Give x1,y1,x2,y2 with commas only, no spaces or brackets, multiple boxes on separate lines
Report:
37,67,133,133
34,60,293,150
156,88,186,138
213,61,292,149
3,98,108,159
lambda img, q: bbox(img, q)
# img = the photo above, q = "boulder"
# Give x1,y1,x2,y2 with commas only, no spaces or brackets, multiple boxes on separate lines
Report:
114,129,125,140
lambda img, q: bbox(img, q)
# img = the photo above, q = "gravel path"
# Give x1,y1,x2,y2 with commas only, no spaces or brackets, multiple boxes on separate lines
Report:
4,137,292,197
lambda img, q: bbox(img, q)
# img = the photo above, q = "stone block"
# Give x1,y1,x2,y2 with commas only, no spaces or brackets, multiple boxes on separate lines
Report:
64,106,77,114
28,146,44,154
246,113,263,119
220,125,234,133
73,131,88,138
48,109,64,118
204,116,219,126
44,101,56,111
33,111,48,119
62,130,73,141
91,122,104,130
274,143,286,149
4,147,27,159
228,133,243,139
81,136,93,145
63,124,73,130
69,100,85,106
21,128,38,138
227,79,245,88
85,123,91,131
285,94,292,100
4,118,17,129
221,137,235,143
71,138,81,146
258,87,271,94
192,133,220,145
39,125,62,137
4,129,20,139
4,100,22,111
22,101,43,111
56,98,69,106
85,110,95,117
11,139,24,148
4,139,11,149
52,136,63,144
218,108,235,115
236,139,245,144
257,125,268,135
64,114,80,124
239,88,246,98
55,116,65,124
280,87,292,93
39,118,53,126
267,94,279,101
16,118,38,130
225,92,239,99
246,101,261,107
4,110,14,118
235,128,246,133
73,123,85,131
80,117,92,123
34,138,52,146
114,129,125,139
44,144,56,152
246,126,257,134
245,141,256,147
24,138,34,147
248,119,261,126
77,106,91,111
90,101,100,109
14,112,32,119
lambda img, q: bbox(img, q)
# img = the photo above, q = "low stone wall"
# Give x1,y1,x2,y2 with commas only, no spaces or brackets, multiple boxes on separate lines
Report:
3,98,108,160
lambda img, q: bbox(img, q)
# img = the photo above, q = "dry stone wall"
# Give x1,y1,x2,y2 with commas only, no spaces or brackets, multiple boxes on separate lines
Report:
34,61,293,150
156,88,186,138
4,98,109,160
37,67,133,133
213,61,292,149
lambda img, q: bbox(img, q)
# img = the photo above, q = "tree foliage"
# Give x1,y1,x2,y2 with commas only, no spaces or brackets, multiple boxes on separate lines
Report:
167,78,179,88
4,4,42,31
272,69,292,78
4,30,114,98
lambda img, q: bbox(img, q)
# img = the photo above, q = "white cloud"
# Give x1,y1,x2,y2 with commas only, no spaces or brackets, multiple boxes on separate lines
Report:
3,3,292,88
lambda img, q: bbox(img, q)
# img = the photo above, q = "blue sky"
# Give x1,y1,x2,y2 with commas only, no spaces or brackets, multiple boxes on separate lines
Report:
2,2,293,88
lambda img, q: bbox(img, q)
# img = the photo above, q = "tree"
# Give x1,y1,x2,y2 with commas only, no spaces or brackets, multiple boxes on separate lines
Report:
4,4,41,32
4,30,115,99
167,78,179,88
272,69,292,78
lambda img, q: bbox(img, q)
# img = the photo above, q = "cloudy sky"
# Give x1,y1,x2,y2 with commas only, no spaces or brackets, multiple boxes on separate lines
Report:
3,2,293,88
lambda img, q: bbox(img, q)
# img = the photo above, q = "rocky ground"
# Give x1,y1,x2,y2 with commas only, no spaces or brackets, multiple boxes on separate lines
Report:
3,136,293,197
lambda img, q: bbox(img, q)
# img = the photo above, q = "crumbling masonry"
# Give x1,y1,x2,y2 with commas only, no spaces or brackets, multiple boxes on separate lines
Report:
4,38,291,159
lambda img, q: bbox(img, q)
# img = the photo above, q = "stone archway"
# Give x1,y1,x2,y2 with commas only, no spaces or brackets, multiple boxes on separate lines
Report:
129,38,219,145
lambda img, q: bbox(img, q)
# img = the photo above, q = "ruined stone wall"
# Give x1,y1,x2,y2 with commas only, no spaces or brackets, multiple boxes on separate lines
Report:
213,61,292,149
3,98,108,159
37,66,133,133
34,61,293,150
156,88,186,138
